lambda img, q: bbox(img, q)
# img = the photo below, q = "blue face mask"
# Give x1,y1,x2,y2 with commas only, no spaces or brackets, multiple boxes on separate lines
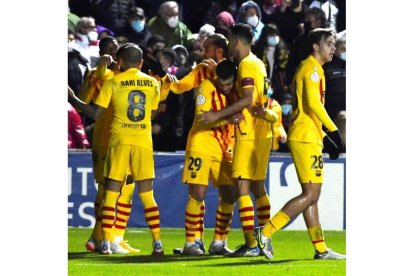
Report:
267,87,273,98
282,104,292,115
131,20,145,33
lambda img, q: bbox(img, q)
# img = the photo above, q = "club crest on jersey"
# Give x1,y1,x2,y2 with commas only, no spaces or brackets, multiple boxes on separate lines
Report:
196,94,206,105
310,72,320,82
191,172,197,178
315,169,322,177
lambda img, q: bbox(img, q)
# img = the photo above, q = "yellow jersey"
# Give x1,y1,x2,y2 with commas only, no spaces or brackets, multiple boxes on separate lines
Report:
186,79,234,160
235,52,272,141
78,66,115,150
288,55,337,144
268,98,284,150
95,68,160,149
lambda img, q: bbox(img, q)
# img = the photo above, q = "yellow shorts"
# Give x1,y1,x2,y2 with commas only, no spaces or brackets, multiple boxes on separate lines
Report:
182,151,233,187
288,140,324,184
232,138,272,180
104,145,155,182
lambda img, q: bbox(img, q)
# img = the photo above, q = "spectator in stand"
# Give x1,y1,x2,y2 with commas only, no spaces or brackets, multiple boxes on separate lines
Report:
74,17,100,67
275,0,308,48
259,0,281,25
323,30,346,149
191,24,216,53
286,7,327,85
252,23,290,99
236,1,265,42
141,35,166,75
214,11,235,40
96,25,115,40
154,48,178,76
148,1,194,50
308,0,339,32
278,92,293,152
203,0,238,27
172,45,189,68
68,29,90,97
68,102,90,149
90,0,136,35
120,7,152,48
68,7,80,32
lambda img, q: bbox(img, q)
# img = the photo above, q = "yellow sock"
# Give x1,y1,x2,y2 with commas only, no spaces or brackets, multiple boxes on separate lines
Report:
139,190,161,241
238,195,256,247
308,226,328,253
101,190,120,241
114,183,135,240
194,201,205,241
263,210,290,238
185,196,203,243
256,194,271,226
213,200,234,241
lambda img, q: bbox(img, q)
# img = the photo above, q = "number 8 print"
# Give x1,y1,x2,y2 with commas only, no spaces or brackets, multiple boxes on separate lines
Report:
127,90,146,122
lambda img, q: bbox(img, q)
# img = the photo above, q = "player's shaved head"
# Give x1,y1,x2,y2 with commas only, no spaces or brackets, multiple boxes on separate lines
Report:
116,43,143,68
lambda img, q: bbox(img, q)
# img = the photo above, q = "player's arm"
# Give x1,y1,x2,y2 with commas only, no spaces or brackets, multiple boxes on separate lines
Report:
303,72,337,132
68,85,105,120
248,103,278,123
169,68,198,94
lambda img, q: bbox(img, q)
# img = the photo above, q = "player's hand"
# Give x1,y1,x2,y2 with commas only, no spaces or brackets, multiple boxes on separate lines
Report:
197,110,220,125
248,104,266,119
226,112,244,125
201,58,217,74
99,54,115,67
323,134,339,160
147,57,166,78
165,73,178,83
328,130,344,153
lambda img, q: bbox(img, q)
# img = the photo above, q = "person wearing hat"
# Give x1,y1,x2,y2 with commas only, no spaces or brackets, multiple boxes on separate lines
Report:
120,7,152,49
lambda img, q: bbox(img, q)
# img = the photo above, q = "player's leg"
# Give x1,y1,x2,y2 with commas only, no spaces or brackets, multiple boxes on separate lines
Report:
250,180,271,227
209,184,236,255
181,184,208,255
111,175,141,254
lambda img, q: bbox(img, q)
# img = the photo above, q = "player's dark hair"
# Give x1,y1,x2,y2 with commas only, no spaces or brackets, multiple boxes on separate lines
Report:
161,48,176,65
231,23,253,45
205,33,229,59
99,36,116,52
216,59,236,80
147,35,165,48
307,28,335,55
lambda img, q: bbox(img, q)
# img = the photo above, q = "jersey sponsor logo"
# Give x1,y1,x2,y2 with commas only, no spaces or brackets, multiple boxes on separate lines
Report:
241,77,254,86
310,72,320,82
196,95,206,105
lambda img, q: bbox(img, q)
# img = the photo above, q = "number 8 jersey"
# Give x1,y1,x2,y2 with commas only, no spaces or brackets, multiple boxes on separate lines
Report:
96,68,160,149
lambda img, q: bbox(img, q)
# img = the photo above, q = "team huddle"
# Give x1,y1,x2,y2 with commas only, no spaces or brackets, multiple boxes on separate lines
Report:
68,23,345,260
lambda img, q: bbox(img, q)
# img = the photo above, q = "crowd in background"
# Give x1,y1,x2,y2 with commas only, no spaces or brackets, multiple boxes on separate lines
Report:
68,0,346,152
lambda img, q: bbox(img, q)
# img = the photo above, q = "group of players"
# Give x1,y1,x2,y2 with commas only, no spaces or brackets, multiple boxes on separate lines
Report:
68,22,345,260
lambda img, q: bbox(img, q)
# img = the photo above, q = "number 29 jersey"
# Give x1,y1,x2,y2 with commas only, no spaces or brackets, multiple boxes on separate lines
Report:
95,68,160,149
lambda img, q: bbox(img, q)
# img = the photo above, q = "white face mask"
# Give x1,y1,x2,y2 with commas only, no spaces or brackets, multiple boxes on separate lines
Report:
68,41,76,51
267,35,280,47
167,16,179,28
340,52,346,61
246,15,259,28
87,31,98,41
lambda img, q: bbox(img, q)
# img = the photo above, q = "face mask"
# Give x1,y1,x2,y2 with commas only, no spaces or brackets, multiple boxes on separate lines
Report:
131,19,145,32
267,87,273,98
246,15,259,28
340,52,346,61
267,35,280,47
282,104,292,115
87,31,98,41
68,41,76,51
167,16,179,28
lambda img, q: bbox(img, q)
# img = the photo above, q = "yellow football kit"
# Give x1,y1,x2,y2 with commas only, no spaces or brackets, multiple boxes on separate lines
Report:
182,79,234,186
95,68,160,181
288,55,338,184
79,66,115,183
232,52,272,180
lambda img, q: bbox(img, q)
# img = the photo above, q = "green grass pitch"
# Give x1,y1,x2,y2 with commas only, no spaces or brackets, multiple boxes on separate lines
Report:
69,228,346,275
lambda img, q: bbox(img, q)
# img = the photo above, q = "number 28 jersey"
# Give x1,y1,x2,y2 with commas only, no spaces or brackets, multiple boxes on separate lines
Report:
95,68,160,149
